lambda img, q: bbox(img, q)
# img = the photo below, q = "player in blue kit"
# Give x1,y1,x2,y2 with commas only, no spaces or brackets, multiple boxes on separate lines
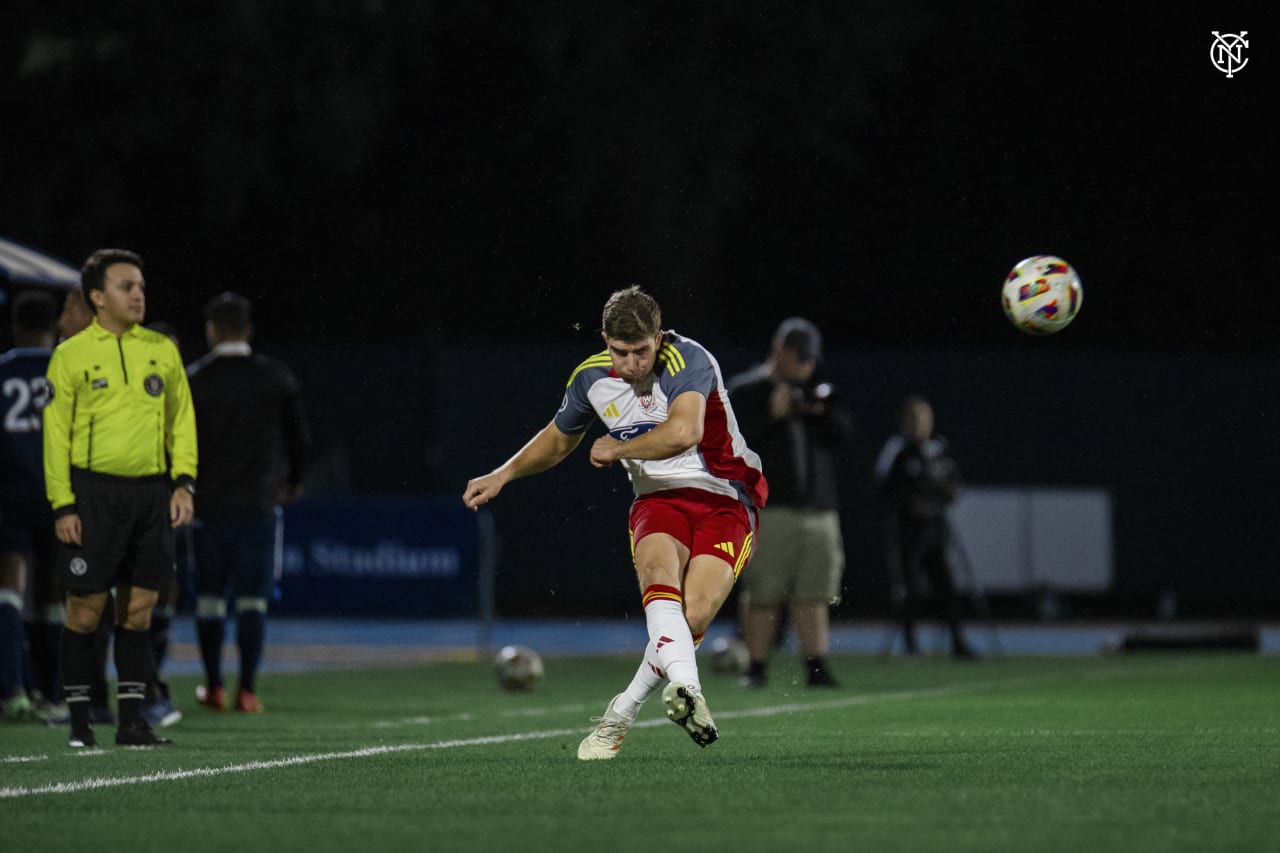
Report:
0,291,60,721
464,286,768,759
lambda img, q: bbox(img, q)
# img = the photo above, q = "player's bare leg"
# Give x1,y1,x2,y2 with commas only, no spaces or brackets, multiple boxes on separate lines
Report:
634,533,699,686
580,540,735,758
792,601,837,686
579,534,687,760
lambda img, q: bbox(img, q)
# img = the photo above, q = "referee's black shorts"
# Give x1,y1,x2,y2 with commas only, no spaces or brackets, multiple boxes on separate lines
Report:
58,468,175,595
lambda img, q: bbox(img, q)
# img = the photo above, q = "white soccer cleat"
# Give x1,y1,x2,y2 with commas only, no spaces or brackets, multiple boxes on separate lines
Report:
662,682,718,747
577,693,631,761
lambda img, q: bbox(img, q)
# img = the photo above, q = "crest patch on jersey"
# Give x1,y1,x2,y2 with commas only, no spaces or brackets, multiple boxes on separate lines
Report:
144,374,164,397
91,378,108,390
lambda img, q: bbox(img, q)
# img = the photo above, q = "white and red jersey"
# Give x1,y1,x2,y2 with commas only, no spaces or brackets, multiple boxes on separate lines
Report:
554,330,768,508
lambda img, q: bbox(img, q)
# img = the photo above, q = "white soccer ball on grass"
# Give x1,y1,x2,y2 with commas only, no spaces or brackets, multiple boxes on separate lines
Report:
493,644,544,691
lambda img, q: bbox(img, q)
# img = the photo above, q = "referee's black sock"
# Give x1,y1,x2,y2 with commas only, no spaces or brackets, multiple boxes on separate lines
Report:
114,628,150,727
236,608,265,694
62,628,98,734
197,617,225,689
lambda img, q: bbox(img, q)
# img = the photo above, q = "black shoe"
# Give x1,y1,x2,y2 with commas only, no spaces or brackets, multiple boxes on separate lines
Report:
115,719,174,747
69,728,97,748
806,666,839,687
738,661,767,689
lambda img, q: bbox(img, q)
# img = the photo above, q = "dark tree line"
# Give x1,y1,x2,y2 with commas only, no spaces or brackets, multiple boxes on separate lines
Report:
2,2,1270,352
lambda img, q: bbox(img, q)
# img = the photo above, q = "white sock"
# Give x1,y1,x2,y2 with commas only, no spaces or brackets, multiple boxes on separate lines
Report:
642,584,700,692
616,643,666,720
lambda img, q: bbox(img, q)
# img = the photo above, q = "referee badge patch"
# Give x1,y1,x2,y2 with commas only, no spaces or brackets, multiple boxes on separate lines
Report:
69,557,88,577
144,374,165,396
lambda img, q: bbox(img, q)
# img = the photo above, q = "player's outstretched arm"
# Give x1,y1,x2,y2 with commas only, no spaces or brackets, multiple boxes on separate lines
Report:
463,421,582,510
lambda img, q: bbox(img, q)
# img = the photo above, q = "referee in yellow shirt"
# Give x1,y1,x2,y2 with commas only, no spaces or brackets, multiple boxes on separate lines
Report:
43,249,197,748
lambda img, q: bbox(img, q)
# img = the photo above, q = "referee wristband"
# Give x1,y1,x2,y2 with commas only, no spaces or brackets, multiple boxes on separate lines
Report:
173,475,196,496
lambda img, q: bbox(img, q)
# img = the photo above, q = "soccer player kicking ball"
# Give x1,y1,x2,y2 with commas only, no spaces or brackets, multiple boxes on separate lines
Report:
463,286,768,759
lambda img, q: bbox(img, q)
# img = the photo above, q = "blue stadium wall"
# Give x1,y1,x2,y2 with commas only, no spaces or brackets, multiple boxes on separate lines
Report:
263,340,1280,620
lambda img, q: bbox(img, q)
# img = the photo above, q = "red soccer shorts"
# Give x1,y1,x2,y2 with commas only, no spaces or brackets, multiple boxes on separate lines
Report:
628,488,757,578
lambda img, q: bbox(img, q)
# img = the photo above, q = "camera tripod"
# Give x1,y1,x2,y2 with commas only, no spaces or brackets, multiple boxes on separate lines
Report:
877,511,1003,658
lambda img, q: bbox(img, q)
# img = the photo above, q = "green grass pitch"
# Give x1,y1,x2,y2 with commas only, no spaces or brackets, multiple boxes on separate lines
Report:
3,653,1278,852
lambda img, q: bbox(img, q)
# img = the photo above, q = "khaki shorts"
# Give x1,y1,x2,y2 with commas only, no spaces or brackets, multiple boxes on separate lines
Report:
740,507,844,606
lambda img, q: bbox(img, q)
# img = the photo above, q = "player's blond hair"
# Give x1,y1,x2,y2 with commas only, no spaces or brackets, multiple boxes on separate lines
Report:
602,285,662,341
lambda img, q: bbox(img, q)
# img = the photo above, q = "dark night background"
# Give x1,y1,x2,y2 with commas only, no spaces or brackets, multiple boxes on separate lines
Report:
2,2,1275,619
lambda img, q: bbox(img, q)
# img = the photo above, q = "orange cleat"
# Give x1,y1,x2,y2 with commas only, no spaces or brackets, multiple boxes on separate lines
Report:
234,688,264,713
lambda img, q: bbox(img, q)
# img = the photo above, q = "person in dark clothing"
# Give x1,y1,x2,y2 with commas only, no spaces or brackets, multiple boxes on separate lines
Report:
874,395,974,659
136,319,186,730
728,318,852,687
1,290,59,722
186,292,309,713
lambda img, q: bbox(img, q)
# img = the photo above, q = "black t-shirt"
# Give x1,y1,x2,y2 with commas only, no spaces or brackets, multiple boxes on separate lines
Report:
186,350,309,515
727,364,851,510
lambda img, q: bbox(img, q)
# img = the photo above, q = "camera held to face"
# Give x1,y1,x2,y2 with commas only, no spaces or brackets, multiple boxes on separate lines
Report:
788,380,835,414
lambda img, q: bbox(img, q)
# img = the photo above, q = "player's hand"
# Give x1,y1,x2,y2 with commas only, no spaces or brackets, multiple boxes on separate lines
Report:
589,436,620,468
463,473,505,510
54,513,82,546
170,489,194,528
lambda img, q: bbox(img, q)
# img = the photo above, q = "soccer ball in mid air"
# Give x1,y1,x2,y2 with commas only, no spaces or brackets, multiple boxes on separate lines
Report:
1002,255,1083,334
493,645,544,691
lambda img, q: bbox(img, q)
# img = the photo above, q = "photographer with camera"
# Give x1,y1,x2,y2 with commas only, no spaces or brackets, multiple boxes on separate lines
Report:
874,395,975,659
728,318,852,687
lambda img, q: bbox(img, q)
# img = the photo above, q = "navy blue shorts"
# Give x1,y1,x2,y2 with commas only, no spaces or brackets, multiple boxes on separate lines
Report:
193,510,277,601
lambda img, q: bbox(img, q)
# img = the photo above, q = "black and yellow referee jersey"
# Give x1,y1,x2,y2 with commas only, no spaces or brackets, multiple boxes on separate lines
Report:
42,317,197,513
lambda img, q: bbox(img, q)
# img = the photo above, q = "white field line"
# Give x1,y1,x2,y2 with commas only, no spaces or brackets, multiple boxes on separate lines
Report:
372,702,597,728
0,682,990,800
